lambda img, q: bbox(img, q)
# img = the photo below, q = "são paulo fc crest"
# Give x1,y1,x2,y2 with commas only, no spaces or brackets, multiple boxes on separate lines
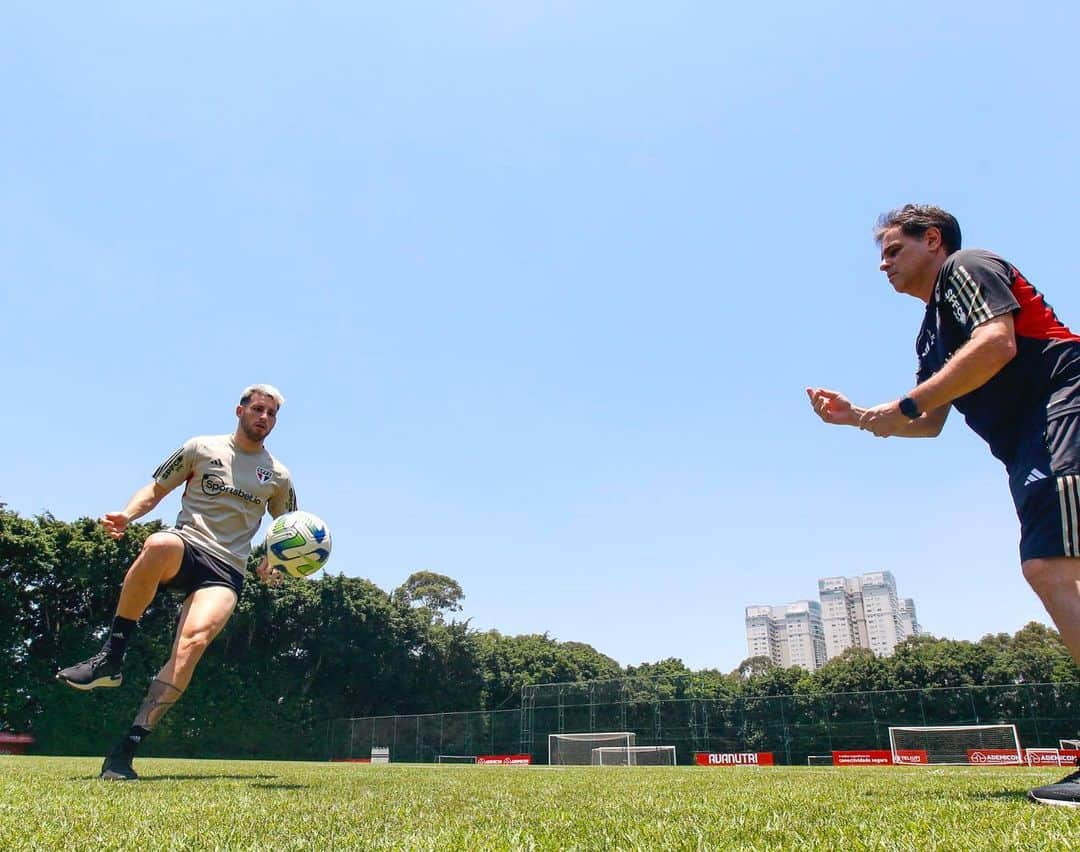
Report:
256,466,274,484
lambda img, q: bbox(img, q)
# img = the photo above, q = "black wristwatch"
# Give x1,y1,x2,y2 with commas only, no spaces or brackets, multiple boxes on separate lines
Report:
899,396,921,419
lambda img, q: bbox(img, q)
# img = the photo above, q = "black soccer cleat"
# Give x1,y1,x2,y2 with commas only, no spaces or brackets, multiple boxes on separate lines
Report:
100,739,139,781
1029,769,1080,807
56,650,123,690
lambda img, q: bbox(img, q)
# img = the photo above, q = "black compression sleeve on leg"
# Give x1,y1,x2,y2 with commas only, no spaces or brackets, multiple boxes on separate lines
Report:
133,679,182,731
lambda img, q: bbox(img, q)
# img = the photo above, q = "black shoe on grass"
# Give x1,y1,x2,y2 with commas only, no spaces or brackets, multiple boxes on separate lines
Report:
1029,769,1080,807
100,739,139,781
56,651,122,690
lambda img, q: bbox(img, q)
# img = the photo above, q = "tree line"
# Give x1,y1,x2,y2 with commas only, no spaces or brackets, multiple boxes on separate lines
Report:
1,508,1077,758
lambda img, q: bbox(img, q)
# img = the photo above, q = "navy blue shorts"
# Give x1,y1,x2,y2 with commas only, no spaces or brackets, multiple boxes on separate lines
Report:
160,533,245,599
1006,410,1080,561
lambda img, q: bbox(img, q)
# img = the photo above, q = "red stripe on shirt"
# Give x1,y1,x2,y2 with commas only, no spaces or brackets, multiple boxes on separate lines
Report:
1012,269,1080,341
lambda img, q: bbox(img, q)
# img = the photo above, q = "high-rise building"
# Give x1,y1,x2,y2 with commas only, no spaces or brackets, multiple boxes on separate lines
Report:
818,571,915,660
899,597,922,639
861,571,902,657
746,573,921,668
744,601,827,672
745,605,787,667
818,576,867,660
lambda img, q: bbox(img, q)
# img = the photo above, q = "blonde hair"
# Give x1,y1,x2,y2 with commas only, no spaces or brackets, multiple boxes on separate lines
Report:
239,384,285,408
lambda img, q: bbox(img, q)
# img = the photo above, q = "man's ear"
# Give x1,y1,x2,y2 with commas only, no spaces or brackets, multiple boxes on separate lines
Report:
924,226,943,252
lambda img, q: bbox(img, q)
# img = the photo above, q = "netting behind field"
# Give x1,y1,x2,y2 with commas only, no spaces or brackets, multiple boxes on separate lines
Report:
326,708,522,763
326,680,1080,765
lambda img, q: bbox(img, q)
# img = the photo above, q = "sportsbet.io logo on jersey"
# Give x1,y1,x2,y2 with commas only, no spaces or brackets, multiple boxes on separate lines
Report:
201,473,261,504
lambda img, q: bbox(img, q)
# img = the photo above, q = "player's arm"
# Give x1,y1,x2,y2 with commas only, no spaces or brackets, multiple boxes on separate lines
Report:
882,403,951,438
101,481,176,539
807,386,950,438
103,440,195,539
859,314,1016,438
905,314,1016,413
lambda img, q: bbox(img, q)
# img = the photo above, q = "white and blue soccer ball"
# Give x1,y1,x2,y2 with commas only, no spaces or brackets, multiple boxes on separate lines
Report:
265,510,332,578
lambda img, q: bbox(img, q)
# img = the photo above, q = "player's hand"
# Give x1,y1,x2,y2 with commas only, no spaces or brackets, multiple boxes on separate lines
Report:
806,387,860,427
101,512,131,539
858,400,908,438
255,556,283,587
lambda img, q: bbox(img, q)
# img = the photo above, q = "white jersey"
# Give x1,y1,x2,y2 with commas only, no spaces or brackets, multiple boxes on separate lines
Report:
153,434,296,571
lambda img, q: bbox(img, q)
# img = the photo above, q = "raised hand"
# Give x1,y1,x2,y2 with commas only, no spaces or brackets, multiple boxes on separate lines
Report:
806,387,860,427
101,512,130,539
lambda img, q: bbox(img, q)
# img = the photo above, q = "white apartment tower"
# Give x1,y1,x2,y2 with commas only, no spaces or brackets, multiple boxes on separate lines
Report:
818,576,867,660
861,571,903,656
818,571,914,660
744,601,827,672
899,597,922,639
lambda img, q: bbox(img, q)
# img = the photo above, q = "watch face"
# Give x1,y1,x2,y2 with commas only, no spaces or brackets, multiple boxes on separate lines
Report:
900,397,919,418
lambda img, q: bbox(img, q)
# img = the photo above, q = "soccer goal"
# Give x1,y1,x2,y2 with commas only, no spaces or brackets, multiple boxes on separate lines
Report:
806,754,833,767
889,724,1022,766
1026,748,1062,767
591,745,677,766
1059,738,1080,751
549,732,636,765
436,755,477,764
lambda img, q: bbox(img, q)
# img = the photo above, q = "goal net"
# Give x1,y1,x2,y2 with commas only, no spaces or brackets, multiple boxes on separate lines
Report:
806,754,833,767
591,745,676,766
1026,748,1062,767
436,755,477,764
889,724,1022,766
1059,739,1080,751
549,732,635,765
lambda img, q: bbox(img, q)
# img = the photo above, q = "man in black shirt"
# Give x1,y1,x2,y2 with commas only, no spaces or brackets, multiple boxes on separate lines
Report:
807,204,1080,806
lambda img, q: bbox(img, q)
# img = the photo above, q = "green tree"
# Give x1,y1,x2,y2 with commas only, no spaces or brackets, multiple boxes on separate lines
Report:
392,571,464,621
475,632,622,709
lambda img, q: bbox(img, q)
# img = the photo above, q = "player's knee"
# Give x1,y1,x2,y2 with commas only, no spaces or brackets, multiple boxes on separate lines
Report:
1022,557,1074,595
139,533,184,563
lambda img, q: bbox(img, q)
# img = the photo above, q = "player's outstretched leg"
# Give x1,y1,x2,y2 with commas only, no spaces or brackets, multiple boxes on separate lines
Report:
57,533,185,690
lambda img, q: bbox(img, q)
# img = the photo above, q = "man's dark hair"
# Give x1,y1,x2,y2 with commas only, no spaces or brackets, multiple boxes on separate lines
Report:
874,204,962,255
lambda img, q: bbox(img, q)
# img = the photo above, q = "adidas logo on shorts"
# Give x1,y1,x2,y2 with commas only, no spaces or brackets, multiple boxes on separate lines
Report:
1024,468,1048,486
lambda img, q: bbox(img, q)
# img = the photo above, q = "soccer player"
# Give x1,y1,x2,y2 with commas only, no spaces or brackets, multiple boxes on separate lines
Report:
56,384,296,780
807,205,1080,806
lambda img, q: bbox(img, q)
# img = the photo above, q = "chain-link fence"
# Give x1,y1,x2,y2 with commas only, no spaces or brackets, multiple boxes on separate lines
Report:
326,708,523,763
326,678,1080,765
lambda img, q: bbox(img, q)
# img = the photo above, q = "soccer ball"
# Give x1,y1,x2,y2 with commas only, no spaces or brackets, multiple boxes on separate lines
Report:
265,511,332,578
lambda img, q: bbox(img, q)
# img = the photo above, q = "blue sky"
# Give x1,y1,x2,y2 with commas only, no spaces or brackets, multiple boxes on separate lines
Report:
4,3,1080,672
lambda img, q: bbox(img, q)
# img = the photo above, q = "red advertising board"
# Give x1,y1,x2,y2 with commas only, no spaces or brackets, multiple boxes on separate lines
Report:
893,749,929,765
0,733,34,756
966,749,1022,766
694,752,774,766
477,754,532,765
833,750,893,766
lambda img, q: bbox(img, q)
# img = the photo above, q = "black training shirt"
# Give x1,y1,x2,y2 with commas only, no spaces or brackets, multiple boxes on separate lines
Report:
915,249,1080,462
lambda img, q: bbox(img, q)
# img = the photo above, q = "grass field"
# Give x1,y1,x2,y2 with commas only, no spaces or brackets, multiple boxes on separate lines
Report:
1,757,1078,850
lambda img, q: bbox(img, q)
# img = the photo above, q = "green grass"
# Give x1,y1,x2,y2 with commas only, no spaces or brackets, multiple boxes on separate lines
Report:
1,757,1078,850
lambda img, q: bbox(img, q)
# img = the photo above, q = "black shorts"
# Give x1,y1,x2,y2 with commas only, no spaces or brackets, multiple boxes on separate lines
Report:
160,533,245,598
1006,410,1080,561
